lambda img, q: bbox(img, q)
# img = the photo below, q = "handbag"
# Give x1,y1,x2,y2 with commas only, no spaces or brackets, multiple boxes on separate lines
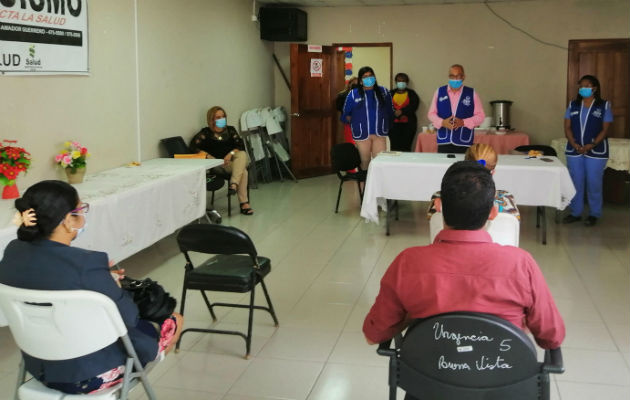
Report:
120,277,177,325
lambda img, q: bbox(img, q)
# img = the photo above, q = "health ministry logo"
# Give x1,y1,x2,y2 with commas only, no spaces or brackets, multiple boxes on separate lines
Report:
25,44,41,69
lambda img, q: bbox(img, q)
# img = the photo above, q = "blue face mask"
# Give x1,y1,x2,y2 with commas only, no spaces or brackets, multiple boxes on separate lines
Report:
362,76,376,88
215,118,227,128
396,81,407,90
449,79,463,89
578,87,593,98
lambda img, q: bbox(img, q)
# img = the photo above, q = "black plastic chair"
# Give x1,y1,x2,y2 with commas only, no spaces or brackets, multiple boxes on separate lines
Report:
513,145,558,245
330,143,367,213
377,312,564,400
175,224,279,358
160,136,228,215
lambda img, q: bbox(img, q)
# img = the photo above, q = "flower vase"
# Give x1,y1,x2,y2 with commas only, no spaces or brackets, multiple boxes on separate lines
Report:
2,183,19,199
65,167,86,184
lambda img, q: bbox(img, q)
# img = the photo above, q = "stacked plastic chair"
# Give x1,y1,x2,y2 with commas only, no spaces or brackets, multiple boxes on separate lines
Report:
239,107,297,183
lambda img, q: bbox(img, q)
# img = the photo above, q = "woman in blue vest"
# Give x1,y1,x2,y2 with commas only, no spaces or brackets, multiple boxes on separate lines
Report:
341,66,393,170
563,75,613,227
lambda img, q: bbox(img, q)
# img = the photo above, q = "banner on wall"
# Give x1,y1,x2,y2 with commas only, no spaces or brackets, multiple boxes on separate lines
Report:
0,0,89,75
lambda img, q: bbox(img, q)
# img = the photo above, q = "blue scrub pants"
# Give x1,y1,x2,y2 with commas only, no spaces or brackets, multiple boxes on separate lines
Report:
566,155,608,218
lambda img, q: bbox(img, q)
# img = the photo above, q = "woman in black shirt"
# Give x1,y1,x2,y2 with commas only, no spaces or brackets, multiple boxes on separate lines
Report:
190,106,253,215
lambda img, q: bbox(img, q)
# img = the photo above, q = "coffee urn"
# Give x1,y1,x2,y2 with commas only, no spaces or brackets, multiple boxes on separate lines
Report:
490,100,513,129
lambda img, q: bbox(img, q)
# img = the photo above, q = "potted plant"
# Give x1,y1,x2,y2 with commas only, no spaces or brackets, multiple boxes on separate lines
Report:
0,140,32,199
55,141,90,184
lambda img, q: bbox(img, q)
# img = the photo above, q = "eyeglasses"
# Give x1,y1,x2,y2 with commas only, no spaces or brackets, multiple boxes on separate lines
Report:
70,203,90,215
449,74,464,79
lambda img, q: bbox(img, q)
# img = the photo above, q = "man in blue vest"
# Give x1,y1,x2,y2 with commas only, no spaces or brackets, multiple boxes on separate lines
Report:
428,64,486,153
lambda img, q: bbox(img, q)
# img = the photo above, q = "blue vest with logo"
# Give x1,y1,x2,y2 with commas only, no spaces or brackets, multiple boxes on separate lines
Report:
565,99,609,159
436,85,475,146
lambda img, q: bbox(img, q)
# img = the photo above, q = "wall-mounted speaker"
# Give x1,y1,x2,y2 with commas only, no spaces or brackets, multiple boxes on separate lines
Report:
259,7,307,42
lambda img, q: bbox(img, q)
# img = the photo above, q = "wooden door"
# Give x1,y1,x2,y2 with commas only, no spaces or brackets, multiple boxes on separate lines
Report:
567,39,630,138
290,44,345,178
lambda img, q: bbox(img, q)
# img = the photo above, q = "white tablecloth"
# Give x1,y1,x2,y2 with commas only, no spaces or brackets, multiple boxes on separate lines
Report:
361,152,576,223
0,158,222,262
550,137,630,172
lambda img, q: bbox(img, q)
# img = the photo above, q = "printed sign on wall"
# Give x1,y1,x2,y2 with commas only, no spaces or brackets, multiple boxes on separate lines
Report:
0,0,89,75
310,58,322,78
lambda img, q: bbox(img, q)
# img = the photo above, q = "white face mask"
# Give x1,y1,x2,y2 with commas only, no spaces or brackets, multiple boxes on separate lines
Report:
71,214,88,239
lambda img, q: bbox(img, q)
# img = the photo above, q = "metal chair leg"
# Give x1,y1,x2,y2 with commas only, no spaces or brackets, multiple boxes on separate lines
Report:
176,285,188,351
386,199,392,236
246,285,255,359
356,181,363,205
260,279,279,326
541,206,547,245
335,181,343,213
200,290,218,321
227,191,232,217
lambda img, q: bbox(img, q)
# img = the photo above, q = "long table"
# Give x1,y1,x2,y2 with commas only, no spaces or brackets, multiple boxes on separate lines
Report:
361,152,576,242
0,158,222,262
414,130,530,154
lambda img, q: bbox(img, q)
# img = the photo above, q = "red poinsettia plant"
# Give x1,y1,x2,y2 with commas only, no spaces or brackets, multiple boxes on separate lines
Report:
0,140,31,186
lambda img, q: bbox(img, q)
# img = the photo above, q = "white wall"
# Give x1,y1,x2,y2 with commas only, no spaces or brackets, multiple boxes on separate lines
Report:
1,0,137,188
274,0,629,145
1,0,273,191
350,46,391,87
137,0,274,159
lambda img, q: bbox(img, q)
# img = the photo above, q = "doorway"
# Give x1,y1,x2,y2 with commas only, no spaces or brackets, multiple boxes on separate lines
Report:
332,43,393,144
567,38,630,204
567,39,629,138
288,42,393,179
289,44,345,179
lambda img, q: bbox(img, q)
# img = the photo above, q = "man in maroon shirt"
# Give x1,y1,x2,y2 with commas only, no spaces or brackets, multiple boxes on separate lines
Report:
363,161,565,350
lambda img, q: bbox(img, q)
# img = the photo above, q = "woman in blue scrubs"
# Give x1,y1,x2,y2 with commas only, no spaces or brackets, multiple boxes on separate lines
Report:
563,75,613,227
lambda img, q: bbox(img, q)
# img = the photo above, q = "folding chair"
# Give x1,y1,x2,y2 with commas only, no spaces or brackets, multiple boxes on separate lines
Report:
377,312,564,400
175,224,279,359
330,143,367,213
0,283,157,400
160,136,227,220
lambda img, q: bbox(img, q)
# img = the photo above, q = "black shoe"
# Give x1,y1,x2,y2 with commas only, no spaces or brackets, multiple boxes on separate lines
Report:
562,215,581,224
584,216,597,226
206,209,222,224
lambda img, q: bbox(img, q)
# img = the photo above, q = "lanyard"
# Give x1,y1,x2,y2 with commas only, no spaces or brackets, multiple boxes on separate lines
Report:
579,100,594,144
449,89,461,134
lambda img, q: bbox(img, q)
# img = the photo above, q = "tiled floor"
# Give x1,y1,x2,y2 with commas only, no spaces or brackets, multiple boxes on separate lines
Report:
1,174,629,399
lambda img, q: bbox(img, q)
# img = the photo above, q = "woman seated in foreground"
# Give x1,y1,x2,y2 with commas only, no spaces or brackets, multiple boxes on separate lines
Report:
0,180,183,394
427,143,520,219
190,106,253,215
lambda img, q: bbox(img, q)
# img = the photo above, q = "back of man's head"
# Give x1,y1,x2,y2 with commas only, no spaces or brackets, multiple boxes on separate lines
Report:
441,161,495,230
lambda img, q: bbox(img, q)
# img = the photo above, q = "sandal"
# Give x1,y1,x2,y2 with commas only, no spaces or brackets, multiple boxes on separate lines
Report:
240,202,254,216
228,183,238,195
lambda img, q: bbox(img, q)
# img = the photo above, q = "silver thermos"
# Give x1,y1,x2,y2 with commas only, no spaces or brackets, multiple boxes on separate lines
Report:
490,100,513,130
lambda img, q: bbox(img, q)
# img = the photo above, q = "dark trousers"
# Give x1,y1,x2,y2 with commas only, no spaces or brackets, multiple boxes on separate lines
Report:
389,122,417,152
437,143,469,154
